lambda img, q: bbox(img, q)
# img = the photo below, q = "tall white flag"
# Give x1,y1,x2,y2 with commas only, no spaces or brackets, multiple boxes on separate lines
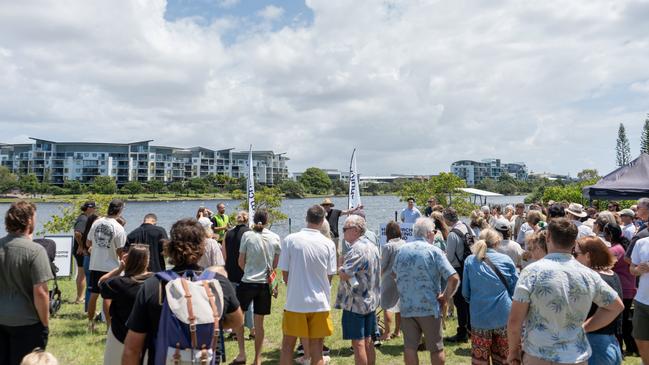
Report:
348,149,362,209
247,145,255,221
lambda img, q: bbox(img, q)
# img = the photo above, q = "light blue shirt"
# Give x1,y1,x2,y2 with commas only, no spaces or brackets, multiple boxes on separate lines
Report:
462,249,518,330
393,239,456,318
335,238,381,315
400,207,422,223
513,253,619,363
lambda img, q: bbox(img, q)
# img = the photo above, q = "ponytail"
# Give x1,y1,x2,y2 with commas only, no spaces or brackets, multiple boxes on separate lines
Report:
473,239,488,261
252,209,268,233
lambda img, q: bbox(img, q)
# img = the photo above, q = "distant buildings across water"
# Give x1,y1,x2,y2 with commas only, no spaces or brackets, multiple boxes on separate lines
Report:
451,158,528,186
0,138,289,186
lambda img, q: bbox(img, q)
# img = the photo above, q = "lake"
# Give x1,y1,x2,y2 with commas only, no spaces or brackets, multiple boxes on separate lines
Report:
0,195,526,238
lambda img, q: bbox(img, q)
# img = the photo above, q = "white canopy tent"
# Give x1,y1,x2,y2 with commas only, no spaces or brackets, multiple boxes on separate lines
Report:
456,187,503,206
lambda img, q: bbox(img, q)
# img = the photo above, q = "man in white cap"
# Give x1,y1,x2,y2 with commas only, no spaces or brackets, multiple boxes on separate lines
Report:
565,203,594,239
620,209,637,241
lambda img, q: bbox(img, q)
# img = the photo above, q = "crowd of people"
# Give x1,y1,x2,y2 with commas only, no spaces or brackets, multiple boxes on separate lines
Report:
0,196,648,365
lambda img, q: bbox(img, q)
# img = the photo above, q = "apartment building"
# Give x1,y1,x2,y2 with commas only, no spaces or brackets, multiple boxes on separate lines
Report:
451,158,528,186
0,138,289,186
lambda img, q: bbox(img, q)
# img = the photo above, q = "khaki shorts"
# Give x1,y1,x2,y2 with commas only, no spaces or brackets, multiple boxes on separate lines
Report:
522,353,586,365
633,300,649,340
282,310,333,339
400,316,443,352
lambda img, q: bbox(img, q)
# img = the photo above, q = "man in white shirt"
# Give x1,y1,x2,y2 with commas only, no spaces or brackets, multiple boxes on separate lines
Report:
278,205,337,365
494,218,525,269
86,199,126,331
400,198,422,223
565,203,595,239
620,209,637,241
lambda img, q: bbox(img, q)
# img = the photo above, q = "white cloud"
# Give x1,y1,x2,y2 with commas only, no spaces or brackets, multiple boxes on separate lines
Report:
1,0,649,176
216,0,239,9
257,5,284,21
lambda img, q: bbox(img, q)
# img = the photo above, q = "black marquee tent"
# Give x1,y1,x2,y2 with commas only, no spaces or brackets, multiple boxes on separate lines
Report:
583,153,649,200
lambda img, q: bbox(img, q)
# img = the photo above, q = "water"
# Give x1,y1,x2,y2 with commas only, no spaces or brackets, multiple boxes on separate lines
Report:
0,195,526,238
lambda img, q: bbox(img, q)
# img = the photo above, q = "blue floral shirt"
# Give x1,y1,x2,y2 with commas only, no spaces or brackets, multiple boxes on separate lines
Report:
513,253,619,363
335,238,381,315
393,239,456,318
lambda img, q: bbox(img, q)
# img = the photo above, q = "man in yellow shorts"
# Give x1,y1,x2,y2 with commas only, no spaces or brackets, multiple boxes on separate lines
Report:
278,205,337,365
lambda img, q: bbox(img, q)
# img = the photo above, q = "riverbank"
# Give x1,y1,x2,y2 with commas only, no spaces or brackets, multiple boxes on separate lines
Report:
0,192,370,203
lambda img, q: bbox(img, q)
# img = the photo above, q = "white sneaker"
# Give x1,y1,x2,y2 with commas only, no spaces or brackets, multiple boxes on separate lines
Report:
294,356,310,364
323,355,331,364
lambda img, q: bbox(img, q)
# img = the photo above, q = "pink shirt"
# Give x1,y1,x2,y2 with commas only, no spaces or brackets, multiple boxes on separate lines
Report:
610,244,637,299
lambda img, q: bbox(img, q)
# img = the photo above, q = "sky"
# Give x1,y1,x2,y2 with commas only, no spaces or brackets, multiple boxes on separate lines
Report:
1,0,649,177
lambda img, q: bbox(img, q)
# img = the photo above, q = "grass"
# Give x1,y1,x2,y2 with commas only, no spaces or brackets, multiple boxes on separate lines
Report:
48,277,642,365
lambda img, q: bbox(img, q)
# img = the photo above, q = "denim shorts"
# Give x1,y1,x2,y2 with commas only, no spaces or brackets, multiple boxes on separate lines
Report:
586,333,622,365
341,310,376,340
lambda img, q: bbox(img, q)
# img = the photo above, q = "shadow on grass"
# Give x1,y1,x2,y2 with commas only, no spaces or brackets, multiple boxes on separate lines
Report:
377,343,404,356
453,347,471,356
260,348,281,365
52,311,86,321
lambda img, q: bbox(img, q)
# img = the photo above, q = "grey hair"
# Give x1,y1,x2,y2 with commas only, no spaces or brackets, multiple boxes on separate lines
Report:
638,198,649,210
345,215,366,234
319,219,332,239
413,218,436,239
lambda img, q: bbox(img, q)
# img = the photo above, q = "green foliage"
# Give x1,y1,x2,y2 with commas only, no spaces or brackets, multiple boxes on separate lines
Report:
617,123,631,166
120,181,144,197
145,180,165,197
229,189,245,200
399,172,476,216
641,114,649,155
539,178,598,205
187,177,209,195
0,166,18,193
237,186,287,226
524,178,564,203
298,167,332,195
41,194,114,234
90,176,117,194
277,179,306,199
331,179,347,196
168,181,186,196
63,179,85,194
577,169,599,181
363,182,381,196
19,173,40,196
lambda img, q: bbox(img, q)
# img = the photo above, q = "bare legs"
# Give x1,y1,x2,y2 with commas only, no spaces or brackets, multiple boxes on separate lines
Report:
351,337,375,365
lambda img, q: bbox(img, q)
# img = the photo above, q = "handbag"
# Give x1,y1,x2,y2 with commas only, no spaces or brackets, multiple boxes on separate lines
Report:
257,232,279,296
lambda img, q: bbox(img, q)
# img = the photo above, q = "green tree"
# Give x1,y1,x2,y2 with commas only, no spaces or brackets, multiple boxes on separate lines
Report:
476,178,498,192
90,176,117,194
42,194,114,234
121,181,144,198
0,166,18,193
146,180,165,197
298,167,332,195
331,179,347,196
18,174,40,196
237,186,288,226
577,169,599,181
363,182,381,196
642,114,649,155
168,181,186,196
616,123,631,166
278,179,306,199
399,172,476,216
187,177,209,195
63,179,85,194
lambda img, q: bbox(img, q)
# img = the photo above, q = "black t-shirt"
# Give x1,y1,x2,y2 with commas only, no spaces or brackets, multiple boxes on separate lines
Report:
99,274,152,342
126,224,169,272
326,209,343,238
224,224,250,283
126,265,240,365
424,206,433,217
587,272,623,335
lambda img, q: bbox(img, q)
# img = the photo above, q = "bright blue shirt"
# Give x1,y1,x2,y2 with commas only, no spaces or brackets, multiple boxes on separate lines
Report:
393,239,456,318
462,249,518,330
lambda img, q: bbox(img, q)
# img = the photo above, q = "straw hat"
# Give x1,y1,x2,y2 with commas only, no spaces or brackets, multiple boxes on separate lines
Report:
321,198,335,207
565,203,587,218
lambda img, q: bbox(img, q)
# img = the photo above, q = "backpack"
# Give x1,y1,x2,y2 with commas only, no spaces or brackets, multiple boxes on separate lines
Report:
154,270,225,365
451,222,475,266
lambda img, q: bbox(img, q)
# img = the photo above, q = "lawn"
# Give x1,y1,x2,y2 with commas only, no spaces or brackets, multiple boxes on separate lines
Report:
48,277,642,364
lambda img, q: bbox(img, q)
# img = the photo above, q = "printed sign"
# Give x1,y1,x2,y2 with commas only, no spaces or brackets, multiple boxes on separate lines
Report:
44,235,74,277
379,223,415,245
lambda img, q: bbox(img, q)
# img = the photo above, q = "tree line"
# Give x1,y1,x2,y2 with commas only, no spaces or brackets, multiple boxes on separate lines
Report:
616,113,649,167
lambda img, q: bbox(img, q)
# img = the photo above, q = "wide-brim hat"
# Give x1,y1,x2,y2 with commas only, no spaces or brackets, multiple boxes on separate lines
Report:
620,209,635,218
321,198,335,207
566,203,587,218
